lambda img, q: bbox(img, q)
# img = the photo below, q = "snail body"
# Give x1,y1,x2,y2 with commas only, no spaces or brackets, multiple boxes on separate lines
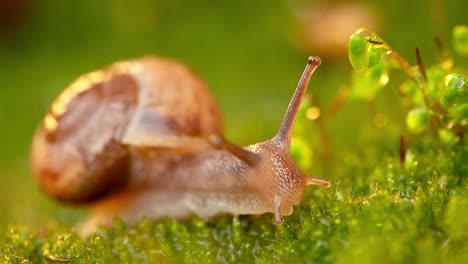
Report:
31,56,330,234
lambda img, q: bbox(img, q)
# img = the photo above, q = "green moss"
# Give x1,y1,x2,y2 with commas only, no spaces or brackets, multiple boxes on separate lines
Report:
1,138,466,263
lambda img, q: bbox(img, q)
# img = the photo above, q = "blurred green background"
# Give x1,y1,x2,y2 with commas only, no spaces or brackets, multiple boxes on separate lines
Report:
0,0,465,227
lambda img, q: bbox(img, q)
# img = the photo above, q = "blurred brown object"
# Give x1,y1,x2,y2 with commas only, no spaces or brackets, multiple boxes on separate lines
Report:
291,1,379,60
0,0,32,37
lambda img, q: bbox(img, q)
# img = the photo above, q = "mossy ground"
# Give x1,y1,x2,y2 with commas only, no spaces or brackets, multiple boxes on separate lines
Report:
2,136,466,263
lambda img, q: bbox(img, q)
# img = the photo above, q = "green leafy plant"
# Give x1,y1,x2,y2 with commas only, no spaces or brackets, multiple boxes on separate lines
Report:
347,26,467,143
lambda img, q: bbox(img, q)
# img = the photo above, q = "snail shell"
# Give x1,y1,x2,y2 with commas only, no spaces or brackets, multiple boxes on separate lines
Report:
31,56,222,203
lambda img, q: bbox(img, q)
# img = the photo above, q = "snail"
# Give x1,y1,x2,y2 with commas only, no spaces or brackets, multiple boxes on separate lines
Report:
31,55,330,234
